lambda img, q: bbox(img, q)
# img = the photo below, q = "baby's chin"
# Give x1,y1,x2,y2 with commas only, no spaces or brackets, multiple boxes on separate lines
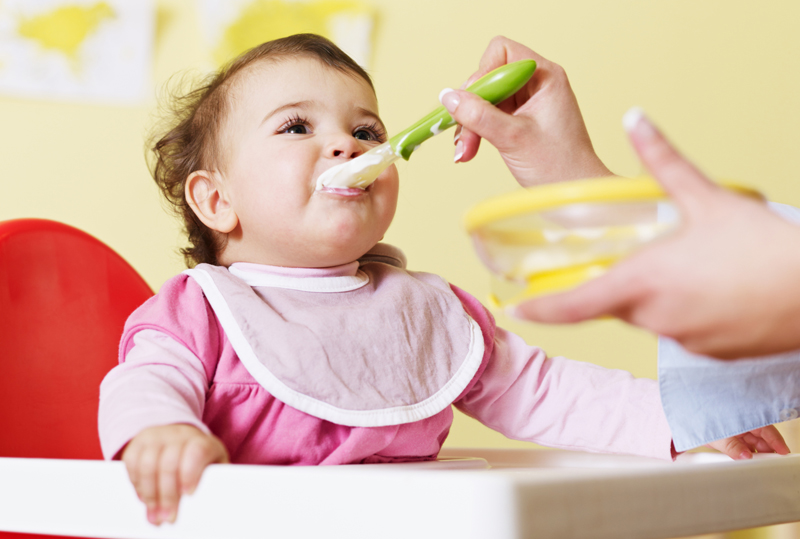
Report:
312,211,392,254
308,237,383,267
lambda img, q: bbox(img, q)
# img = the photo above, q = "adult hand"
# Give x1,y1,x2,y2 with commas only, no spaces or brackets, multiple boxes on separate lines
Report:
512,108,800,359
439,36,611,186
707,425,790,460
121,424,230,526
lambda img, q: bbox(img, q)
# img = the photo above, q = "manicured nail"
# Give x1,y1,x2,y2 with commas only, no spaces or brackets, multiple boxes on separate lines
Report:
438,87,453,102
622,106,657,140
439,88,459,113
622,106,645,131
453,130,461,144
454,140,464,162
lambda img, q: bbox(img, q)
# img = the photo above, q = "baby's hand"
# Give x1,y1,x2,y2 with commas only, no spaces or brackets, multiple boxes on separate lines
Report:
706,425,790,460
121,424,229,526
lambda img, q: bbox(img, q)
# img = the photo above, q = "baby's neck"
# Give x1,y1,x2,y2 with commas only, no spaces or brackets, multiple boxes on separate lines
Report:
228,260,360,278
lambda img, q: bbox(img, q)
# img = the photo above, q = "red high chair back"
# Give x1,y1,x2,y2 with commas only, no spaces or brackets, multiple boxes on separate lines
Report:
0,219,153,539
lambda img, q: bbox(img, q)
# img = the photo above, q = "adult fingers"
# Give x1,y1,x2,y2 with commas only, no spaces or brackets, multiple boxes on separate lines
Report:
739,431,770,453
179,436,230,498
754,426,791,455
460,36,520,90
440,89,525,157
477,36,545,78
454,125,481,163
157,443,183,524
450,124,481,165
453,37,546,164
510,263,642,323
453,37,523,162
708,437,753,461
623,108,720,217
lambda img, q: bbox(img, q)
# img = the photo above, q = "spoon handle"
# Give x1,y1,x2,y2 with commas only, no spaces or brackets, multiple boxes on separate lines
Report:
388,59,537,160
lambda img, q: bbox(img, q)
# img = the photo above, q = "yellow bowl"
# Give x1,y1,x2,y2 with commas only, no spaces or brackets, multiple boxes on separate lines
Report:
464,176,762,307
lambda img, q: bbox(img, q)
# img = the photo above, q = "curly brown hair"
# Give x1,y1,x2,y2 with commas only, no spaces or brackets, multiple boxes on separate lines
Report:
149,33,374,267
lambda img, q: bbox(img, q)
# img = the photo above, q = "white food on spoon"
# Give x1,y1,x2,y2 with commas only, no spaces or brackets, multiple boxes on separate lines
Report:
315,142,399,191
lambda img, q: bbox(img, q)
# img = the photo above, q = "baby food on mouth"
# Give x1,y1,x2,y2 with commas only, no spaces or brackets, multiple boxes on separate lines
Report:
315,142,398,191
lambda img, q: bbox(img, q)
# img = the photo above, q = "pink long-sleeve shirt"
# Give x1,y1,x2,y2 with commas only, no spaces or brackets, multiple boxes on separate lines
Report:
98,259,674,464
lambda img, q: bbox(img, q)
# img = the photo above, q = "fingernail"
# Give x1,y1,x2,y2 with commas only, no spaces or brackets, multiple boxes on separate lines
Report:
622,106,645,131
439,88,459,113
622,106,656,140
453,130,461,144
740,450,753,460
504,305,521,319
147,508,159,525
454,140,464,162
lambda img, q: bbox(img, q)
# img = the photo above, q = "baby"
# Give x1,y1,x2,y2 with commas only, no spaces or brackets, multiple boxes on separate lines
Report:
98,34,789,526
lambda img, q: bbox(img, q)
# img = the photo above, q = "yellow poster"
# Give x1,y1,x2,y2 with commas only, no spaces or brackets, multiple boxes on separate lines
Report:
197,0,375,68
0,0,154,103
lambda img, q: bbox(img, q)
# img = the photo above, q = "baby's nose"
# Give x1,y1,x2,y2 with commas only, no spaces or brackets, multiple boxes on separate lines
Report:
326,134,362,159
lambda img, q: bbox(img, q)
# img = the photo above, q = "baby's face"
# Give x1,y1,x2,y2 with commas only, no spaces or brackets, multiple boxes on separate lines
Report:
217,56,398,267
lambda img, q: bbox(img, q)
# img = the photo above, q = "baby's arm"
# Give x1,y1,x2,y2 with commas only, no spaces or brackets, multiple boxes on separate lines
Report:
99,329,228,525
457,326,790,460
456,326,675,459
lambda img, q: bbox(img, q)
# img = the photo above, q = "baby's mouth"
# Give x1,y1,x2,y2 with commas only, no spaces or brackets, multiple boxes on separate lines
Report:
317,185,368,197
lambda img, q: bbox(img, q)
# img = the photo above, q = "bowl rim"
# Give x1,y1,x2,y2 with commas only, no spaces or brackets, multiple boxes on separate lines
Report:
464,176,762,233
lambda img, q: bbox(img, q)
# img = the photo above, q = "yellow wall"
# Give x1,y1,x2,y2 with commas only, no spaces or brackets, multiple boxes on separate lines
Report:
2,0,799,453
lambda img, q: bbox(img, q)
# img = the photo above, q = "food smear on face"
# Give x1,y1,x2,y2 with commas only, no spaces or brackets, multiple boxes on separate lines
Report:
315,142,398,191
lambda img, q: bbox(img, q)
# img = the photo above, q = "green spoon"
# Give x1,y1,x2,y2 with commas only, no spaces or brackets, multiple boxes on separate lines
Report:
315,59,537,190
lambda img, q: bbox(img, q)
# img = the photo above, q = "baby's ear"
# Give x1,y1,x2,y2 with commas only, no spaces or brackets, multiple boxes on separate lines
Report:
185,171,238,233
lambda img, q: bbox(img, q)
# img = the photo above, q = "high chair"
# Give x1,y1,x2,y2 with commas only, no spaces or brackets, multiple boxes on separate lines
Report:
1,219,799,539
0,218,153,539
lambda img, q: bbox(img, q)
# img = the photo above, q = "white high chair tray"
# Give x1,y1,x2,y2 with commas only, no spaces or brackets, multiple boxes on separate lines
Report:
1,449,799,539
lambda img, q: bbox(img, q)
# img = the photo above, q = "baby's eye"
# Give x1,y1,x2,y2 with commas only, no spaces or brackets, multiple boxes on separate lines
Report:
353,129,374,141
277,114,311,135
353,124,386,143
286,124,308,135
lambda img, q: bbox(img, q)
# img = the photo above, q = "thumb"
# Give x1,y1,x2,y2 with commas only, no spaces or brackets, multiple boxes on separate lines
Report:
440,88,524,154
622,107,720,216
